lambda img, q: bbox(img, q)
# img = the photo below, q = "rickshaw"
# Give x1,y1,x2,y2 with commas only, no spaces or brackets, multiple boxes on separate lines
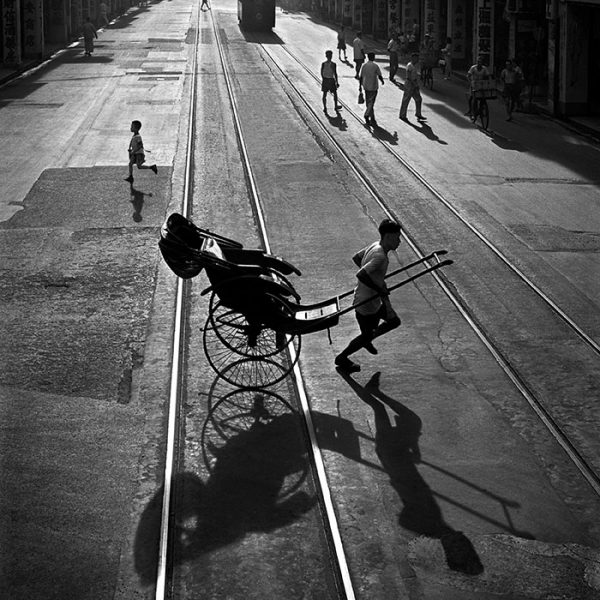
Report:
159,213,452,387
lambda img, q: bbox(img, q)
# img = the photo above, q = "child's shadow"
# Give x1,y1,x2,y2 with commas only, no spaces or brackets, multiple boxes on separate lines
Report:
129,184,152,222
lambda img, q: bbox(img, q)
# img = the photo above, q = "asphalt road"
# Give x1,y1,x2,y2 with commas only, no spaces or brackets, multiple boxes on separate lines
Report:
1,1,600,599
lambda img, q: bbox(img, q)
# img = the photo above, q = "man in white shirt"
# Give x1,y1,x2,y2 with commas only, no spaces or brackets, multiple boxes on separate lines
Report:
335,219,402,373
352,32,366,79
399,52,425,120
359,52,384,127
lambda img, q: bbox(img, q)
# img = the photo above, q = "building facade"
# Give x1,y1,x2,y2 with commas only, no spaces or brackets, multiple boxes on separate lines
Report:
1,0,131,67
2,0,599,116
312,0,599,116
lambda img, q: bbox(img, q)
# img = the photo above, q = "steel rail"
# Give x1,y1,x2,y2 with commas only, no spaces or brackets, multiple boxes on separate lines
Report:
277,44,600,358
258,43,600,498
209,13,357,600
154,8,200,600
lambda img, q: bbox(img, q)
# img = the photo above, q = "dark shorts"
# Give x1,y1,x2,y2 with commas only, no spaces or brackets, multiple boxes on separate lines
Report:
337,41,346,50
321,78,337,93
356,304,387,336
130,152,145,166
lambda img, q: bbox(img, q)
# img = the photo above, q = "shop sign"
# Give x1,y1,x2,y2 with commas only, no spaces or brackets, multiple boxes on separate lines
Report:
388,0,400,35
425,0,437,37
452,0,466,59
2,0,21,64
475,0,494,69
23,0,43,56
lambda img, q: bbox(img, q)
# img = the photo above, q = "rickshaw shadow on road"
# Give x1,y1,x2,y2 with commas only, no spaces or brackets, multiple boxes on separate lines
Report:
134,382,316,585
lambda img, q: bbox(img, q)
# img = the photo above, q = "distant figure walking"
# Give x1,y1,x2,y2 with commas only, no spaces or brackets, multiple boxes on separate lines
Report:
337,26,347,61
201,0,210,10
125,120,158,183
500,58,522,121
441,37,452,79
321,50,341,113
399,52,424,120
352,32,366,79
82,18,98,57
387,34,400,81
99,1,110,27
334,219,402,374
359,52,384,127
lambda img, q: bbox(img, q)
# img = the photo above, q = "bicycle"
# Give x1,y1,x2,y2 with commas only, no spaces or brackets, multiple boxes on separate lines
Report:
471,96,489,130
470,79,497,130
420,65,433,90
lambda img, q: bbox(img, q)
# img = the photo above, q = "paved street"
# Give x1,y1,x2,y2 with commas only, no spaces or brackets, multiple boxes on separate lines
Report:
1,1,600,598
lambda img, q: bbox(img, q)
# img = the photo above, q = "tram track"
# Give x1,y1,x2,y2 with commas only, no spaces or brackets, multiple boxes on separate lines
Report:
156,8,600,598
243,38,600,498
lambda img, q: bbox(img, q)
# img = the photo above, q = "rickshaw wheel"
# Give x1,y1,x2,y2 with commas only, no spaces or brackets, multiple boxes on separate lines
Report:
202,351,297,389
207,297,300,359
200,388,308,499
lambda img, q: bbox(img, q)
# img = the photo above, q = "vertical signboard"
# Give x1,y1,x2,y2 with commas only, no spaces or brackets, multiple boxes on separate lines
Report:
2,0,22,64
475,0,494,69
425,0,437,37
452,0,466,59
353,0,362,29
343,0,352,25
23,0,44,57
388,0,400,36
374,0,387,36
402,0,416,38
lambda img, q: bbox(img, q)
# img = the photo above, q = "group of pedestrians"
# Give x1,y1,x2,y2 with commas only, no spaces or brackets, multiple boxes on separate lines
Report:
321,32,427,126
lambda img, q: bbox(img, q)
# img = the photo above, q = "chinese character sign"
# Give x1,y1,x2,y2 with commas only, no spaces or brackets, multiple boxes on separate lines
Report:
476,0,494,70
453,0,466,59
2,0,22,64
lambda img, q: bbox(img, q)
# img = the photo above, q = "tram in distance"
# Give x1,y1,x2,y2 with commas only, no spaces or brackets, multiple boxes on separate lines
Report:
238,0,276,30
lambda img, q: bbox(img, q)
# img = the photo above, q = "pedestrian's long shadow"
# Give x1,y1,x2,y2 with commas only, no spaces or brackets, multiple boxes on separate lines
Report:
325,111,348,131
399,117,448,144
336,369,487,575
370,124,399,145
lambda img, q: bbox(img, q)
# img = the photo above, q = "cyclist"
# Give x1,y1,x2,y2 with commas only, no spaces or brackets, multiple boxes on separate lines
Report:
466,55,490,118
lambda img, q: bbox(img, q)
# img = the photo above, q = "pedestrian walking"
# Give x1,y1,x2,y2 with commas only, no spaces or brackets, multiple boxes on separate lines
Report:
359,52,384,126
398,31,408,57
125,120,158,183
99,1,110,27
500,58,522,121
337,26,347,61
334,219,402,374
399,52,424,121
441,37,452,79
321,50,341,113
352,32,366,79
201,0,210,10
82,17,98,57
387,34,400,81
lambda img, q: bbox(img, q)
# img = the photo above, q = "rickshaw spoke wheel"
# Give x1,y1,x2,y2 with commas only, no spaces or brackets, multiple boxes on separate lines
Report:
207,300,299,359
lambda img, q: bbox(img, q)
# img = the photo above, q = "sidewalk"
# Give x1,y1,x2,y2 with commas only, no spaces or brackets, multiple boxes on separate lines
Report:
338,22,600,143
3,11,600,143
